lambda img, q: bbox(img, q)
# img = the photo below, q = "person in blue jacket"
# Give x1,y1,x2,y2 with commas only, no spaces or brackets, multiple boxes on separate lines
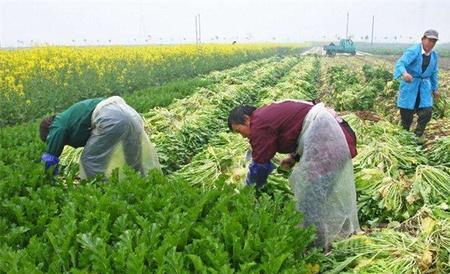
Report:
393,29,440,144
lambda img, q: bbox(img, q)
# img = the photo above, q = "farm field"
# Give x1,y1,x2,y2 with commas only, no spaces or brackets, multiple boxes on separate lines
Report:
0,45,449,273
0,44,299,126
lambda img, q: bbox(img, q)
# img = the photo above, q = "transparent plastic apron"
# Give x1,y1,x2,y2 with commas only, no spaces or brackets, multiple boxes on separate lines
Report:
289,103,360,249
79,96,160,179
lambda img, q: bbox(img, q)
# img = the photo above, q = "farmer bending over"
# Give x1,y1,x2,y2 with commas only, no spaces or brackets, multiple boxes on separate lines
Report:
39,96,160,179
228,100,360,250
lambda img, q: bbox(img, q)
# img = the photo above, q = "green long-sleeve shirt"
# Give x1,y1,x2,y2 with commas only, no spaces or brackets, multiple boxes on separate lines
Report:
45,98,103,157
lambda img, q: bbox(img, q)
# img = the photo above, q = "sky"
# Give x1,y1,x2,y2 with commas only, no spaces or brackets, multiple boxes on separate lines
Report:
0,0,449,47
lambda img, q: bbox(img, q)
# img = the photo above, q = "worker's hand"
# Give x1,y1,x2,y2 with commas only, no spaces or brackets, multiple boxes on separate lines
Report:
41,153,60,176
403,72,413,83
280,156,296,171
245,161,275,189
432,90,440,99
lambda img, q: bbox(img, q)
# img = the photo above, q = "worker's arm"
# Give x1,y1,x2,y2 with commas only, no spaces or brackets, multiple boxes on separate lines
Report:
245,161,275,189
247,125,278,188
41,128,66,174
393,48,417,80
431,57,439,92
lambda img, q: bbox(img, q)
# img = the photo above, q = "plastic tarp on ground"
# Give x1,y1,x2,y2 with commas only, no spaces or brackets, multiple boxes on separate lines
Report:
289,103,360,249
79,96,160,179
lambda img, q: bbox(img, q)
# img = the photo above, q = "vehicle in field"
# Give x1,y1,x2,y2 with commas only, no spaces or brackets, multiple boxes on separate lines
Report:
323,39,356,56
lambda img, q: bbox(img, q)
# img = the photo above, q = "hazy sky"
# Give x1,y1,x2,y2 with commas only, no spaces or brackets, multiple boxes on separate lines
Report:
1,0,449,47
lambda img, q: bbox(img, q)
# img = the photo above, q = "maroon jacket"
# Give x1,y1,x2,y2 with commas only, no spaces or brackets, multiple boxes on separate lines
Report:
249,101,357,164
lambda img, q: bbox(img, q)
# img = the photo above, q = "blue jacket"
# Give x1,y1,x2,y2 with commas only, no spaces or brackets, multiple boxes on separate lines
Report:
393,44,439,109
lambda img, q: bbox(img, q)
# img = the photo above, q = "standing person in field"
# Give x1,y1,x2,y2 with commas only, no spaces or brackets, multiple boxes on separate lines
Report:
393,29,440,144
39,96,160,179
228,100,360,251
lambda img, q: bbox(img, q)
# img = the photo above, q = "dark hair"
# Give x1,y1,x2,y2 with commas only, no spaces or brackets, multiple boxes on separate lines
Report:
39,115,55,142
227,105,256,131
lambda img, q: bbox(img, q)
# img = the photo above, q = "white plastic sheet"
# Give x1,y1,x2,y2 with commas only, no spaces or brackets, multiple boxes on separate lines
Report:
289,103,359,249
79,96,160,179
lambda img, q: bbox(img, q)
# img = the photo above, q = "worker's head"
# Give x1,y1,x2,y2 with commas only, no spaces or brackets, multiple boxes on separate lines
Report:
422,29,438,53
228,105,256,139
39,115,55,142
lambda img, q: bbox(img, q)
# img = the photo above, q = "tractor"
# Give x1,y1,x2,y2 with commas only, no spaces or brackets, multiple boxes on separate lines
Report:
323,39,356,56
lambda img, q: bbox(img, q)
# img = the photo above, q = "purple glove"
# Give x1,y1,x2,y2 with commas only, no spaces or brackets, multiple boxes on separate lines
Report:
41,153,60,175
245,161,275,189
